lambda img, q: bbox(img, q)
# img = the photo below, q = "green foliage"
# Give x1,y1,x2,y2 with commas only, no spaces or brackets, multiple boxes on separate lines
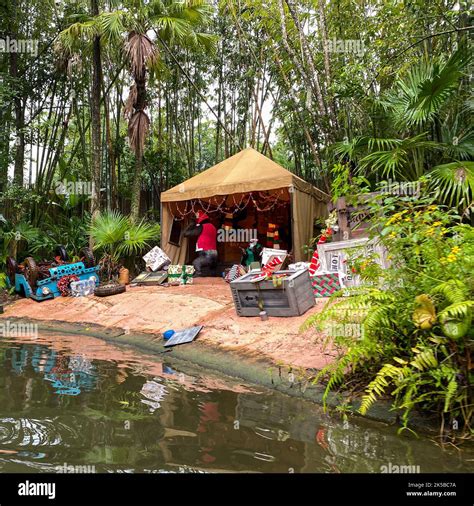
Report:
0,185,41,225
381,46,470,128
330,162,370,202
0,272,8,289
0,219,42,267
28,216,90,260
330,42,473,213
428,161,474,212
304,192,474,436
90,210,160,261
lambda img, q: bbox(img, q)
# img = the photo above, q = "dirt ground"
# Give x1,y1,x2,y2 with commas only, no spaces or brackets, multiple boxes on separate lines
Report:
2,278,337,370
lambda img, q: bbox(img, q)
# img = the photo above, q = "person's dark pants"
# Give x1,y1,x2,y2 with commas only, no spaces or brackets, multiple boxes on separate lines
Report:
193,250,218,276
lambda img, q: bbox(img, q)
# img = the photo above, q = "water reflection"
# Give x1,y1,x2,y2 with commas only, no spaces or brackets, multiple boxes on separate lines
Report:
0,334,472,474
9,345,98,396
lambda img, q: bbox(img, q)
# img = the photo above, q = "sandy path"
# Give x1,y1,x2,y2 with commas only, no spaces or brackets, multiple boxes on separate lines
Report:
2,278,337,370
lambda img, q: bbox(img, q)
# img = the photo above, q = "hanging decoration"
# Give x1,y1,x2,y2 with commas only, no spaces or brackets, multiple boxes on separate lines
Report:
170,189,288,220
273,229,281,249
308,228,333,275
266,223,277,248
223,213,233,231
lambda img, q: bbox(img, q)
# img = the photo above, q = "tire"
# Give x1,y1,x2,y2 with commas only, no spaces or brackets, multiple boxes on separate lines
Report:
55,245,69,262
94,283,126,297
18,284,26,298
24,257,38,287
79,247,95,268
6,256,17,285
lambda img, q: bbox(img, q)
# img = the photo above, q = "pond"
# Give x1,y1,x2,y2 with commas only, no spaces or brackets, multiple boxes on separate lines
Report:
0,333,472,474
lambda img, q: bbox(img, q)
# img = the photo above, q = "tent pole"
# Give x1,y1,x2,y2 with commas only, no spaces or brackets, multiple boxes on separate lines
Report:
289,186,294,260
159,201,163,249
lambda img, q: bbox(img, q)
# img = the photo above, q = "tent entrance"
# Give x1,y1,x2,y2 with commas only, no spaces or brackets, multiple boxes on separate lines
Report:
165,189,293,272
185,198,292,270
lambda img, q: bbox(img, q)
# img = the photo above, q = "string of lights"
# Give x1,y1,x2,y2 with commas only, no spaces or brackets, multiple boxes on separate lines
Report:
170,190,288,219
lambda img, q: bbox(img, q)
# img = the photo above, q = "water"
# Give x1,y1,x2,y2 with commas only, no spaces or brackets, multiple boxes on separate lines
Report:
0,333,472,474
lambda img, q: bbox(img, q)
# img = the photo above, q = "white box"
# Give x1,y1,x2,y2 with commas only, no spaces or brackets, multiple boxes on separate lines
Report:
143,246,171,272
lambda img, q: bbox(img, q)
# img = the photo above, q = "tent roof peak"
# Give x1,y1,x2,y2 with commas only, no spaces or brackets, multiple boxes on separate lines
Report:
161,147,329,203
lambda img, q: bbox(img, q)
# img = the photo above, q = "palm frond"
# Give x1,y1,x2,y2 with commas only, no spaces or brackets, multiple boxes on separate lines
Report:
128,110,150,156
359,134,439,179
125,31,158,80
90,210,129,258
154,16,192,42
97,10,127,44
331,136,368,162
56,19,99,54
116,221,160,257
382,46,471,128
428,161,474,210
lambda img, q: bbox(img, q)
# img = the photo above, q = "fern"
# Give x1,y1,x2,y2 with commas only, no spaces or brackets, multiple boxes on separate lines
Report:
432,280,470,305
410,349,438,371
444,376,458,413
363,304,395,336
300,198,473,435
438,301,474,320
359,364,408,415
316,342,379,409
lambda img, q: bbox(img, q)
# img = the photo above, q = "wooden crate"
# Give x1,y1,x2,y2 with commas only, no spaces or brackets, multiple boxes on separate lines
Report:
317,237,389,288
328,193,379,241
230,269,315,317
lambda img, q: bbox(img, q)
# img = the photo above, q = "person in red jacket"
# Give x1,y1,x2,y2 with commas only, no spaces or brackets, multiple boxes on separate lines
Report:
184,211,218,276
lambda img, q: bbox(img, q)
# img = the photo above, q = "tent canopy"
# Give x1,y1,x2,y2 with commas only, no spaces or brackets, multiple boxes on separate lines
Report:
161,147,329,202
160,148,330,264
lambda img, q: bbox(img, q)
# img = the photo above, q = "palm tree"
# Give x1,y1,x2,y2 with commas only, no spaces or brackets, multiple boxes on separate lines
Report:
89,209,160,280
57,0,215,222
90,0,103,225
89,209,159,261
331,44,473,214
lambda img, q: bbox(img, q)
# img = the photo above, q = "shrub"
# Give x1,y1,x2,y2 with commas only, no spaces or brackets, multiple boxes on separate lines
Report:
303,192,473,438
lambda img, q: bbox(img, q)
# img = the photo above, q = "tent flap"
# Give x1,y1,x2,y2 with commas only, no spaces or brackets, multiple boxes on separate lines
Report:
161,204,189,265
291,188,328,262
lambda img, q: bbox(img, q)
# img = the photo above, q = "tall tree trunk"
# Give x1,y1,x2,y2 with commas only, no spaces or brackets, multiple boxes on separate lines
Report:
278,0,325,118
102,81,117,210
9,0,25,186
129,67,148,222
12,97,25,185
0,104,11,194
90,0,102,236
130,153,143,221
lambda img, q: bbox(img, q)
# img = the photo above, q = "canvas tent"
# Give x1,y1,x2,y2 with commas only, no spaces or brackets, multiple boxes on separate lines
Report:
160,147,329,265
